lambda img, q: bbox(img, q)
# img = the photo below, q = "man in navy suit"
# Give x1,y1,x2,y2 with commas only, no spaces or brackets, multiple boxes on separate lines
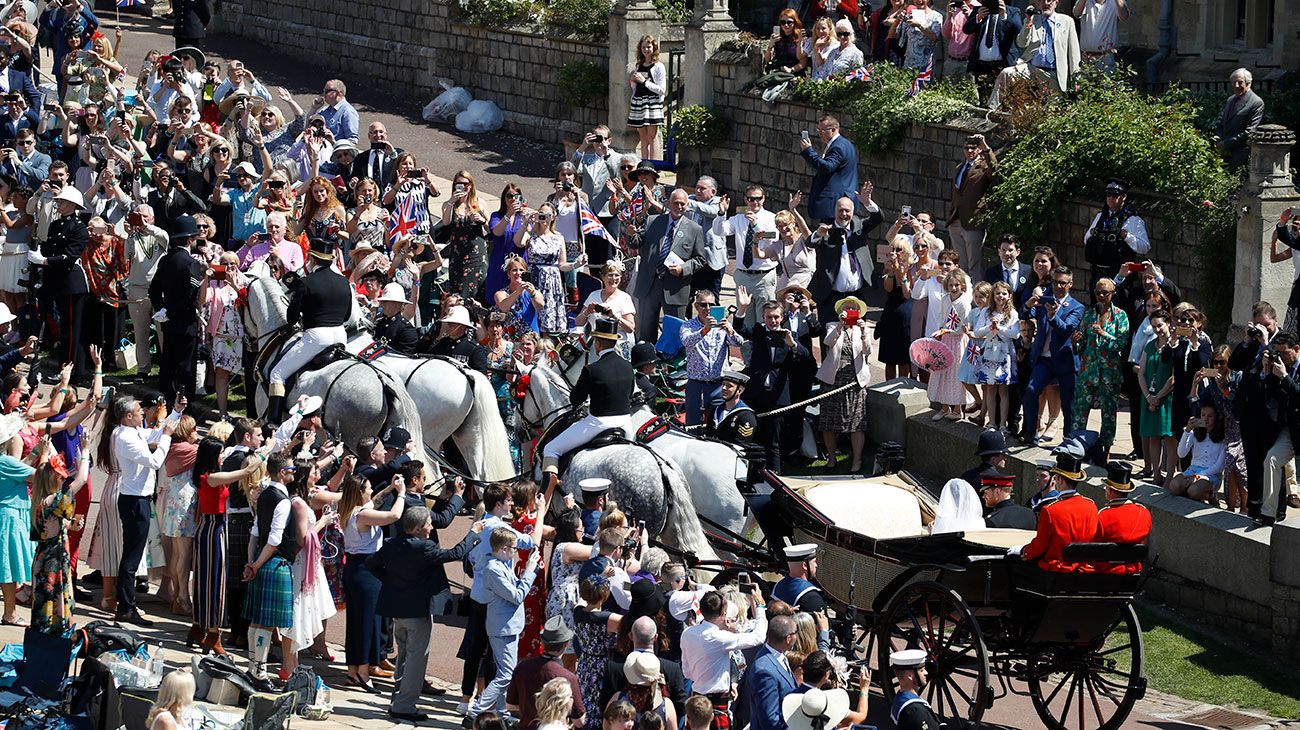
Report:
0,93,38,147
964,0,1020,98
0,51,41,113
1021,266,1084,445
982,233,1032,301
747,614,798,730
799,115,857,223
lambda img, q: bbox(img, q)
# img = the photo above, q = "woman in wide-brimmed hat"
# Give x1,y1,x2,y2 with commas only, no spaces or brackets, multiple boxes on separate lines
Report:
817,296,874,473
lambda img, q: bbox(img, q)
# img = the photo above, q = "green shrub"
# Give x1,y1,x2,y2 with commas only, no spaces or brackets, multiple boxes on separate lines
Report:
457,0,537,27
558,60,608,108
545,0,613,39
674,105,730,148
978,69,1241,327
655,0,690,23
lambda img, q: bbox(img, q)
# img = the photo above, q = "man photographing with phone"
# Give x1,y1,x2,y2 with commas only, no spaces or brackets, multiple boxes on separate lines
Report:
799,115,857,224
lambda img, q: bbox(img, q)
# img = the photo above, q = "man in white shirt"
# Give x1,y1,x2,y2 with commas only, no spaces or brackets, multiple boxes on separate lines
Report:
1074,0,1127,73
687,176,727,297
110,394,184,625
681,586,768,725
715,185,779,328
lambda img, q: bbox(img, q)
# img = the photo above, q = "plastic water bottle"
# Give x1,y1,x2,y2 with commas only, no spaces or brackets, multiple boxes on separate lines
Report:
320,682,332,708
150,644,166,680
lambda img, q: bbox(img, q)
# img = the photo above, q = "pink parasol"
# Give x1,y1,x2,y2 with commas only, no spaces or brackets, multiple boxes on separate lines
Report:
910,337,956,373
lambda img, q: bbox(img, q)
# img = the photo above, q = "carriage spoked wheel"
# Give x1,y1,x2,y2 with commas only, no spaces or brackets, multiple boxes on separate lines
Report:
875,581,991,725
1027,603,1146,730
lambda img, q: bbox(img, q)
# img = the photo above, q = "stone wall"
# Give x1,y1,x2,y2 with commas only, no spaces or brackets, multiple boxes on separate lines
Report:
694,49,1208,305
214,0,607,146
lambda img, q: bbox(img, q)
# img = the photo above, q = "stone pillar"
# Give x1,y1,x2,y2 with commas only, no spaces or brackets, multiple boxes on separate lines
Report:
608,0,661,153
683,0,736,108
1232,125,1300,325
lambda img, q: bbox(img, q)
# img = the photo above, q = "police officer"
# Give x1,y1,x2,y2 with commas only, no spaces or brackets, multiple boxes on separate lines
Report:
709,370,758,448
1083,179,1150,294
889,650,973,730
148,215,205,398
373,282,420,355
266,235,351,420
630,341,661,406
1094,462,1151,574
541,317,635,493
429,305,489,372
770,543,826,613
577,477,609,544
27,185,88,379
977,468,1037,530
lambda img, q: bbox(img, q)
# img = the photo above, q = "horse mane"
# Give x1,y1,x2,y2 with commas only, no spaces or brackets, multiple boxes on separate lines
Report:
243,264,288,335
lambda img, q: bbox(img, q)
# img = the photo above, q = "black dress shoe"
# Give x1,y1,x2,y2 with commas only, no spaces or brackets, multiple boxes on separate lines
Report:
81,570,102,586
135,579,150,594
421,681,446,696
73,584,93,602
114,609,154,627
390,711,429,723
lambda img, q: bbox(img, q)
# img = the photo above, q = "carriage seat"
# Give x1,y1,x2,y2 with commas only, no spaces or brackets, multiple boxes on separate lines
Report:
1060,542,1148,565
801,479,926,539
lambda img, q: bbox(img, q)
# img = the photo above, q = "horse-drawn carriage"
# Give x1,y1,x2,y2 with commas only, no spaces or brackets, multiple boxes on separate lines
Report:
701,472,1150,730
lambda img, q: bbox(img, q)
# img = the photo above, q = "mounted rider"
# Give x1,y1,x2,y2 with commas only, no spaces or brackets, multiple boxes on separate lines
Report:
265,234,351,421
540,317,635,492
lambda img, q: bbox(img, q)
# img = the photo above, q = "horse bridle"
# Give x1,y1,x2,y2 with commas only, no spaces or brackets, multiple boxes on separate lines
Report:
238,267,292,351
515,363,576,433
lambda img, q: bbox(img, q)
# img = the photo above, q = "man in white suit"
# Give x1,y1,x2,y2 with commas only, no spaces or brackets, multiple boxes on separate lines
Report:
986,0,1079,109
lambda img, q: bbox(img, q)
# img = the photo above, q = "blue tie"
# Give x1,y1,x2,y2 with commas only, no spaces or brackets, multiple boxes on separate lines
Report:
660,219,677,262
956,161,971,188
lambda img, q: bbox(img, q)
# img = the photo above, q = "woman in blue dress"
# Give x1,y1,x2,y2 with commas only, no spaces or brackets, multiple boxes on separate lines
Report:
493,254,543,336
486,183,526,307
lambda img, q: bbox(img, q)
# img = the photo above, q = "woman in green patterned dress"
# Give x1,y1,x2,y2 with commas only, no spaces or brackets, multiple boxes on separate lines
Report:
30,442,92,635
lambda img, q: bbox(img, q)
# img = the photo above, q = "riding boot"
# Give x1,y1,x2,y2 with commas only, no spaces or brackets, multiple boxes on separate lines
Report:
263,395,284,423
540,471,561,501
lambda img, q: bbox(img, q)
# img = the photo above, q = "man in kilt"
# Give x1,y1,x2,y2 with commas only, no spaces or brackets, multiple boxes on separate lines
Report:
242,452,300,679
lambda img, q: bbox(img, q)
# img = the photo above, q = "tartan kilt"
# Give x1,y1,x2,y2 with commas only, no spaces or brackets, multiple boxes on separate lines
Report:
243,555,294,629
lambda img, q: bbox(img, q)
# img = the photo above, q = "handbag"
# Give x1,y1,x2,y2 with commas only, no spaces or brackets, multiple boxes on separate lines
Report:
113,338,135,372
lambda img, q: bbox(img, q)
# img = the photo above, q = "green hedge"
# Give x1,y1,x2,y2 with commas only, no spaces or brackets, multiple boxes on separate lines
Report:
558,60,608,108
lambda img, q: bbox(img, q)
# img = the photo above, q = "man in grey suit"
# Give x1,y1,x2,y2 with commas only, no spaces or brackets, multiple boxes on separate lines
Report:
687,176,727,297
572,125,620,264
633,189,707,344
1218,68,1266,168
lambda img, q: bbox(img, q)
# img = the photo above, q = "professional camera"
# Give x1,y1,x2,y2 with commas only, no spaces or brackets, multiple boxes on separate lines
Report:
1024,3,1039,15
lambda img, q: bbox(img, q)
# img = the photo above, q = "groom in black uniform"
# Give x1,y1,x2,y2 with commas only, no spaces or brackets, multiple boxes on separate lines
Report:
149,215,204,398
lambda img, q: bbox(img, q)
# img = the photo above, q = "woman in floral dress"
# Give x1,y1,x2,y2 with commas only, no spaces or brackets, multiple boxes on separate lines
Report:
482,313,522,469
441,170,489,302
514,202,585,334
159,416,200,616
574,575,622,730
200,253,244,420
511,481,547,660
1069,278,1130,461
546,507,593,669
30,442,91,636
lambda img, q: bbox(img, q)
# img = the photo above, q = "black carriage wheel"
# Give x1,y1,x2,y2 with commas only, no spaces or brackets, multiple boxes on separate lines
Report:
1028,603,1146,730
875,580,991,725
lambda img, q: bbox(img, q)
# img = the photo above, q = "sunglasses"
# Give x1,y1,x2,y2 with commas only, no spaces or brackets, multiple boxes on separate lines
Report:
196,224,210,230
780,19,795,24
1053,280,1071,286
747,196,765,202
268,181,286,188
836,31,851,37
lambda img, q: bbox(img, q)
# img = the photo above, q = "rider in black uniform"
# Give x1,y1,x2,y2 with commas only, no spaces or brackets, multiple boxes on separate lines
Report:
373,282,421,355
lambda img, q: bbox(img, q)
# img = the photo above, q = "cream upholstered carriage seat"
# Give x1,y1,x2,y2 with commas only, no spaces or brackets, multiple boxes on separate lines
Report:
788,475,929,539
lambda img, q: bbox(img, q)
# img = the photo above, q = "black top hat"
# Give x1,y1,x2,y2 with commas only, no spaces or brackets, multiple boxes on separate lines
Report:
1103,461,1134,492
1050,453,1086,482
307,234,339,262
630,342,657,369
977,467,1016,492
975,429,1009,458
591,316,620,342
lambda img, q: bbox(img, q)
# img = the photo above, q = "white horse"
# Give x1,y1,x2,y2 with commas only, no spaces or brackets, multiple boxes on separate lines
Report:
239,263,428,457
551,339,752,539
241,265,514,482
517,359,720,563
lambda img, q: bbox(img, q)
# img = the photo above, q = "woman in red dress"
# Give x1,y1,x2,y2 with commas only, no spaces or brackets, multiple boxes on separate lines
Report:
511,481,551,659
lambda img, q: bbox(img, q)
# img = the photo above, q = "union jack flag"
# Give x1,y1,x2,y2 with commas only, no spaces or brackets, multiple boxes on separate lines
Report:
116,0,144,6
844,64,875,83
387,194,419,247
944,307,962,331
580,199,618,248
966,340,980,364
908,59,933,97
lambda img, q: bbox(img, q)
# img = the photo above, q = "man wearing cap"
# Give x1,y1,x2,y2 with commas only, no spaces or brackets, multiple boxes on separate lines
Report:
508,616,586,730
1,128,48,189
264,234,351,420
1010,452,1100,572
1093,462,1150,574
1083,180,1150,292
146,214,204,397
367,504,482,723
889,649,965,730
631,341,662,406
633,188,707,345
770,544,827,613
960,429,1010,485
541,317,636,489
373,282,420,355
28,184,88,377
709,370,758,449
978,469,1036,530
577,478,609,542
429,305,490,372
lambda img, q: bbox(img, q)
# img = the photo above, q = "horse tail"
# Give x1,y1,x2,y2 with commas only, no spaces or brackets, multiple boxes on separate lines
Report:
455,368,516,482
656,452,721,566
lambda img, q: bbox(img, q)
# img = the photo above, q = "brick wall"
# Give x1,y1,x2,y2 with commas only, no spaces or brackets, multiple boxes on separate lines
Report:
698,49,1208,305
216,0,608,146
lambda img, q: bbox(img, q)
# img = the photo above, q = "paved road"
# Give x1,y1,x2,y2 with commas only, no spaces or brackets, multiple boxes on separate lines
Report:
22,17,1242,730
